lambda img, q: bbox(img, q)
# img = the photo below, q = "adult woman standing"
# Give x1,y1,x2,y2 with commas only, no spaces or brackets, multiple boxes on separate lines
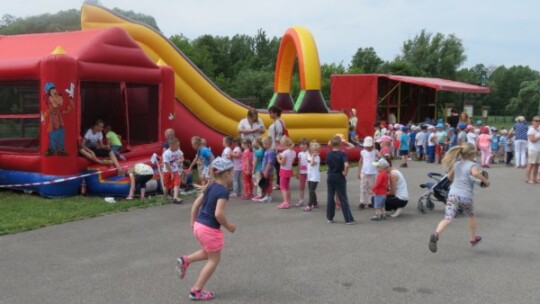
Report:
510,116,529,168
268,106,285,190
237,108,265,141
526,116,540,184
384,156,409,217
459,112,471,125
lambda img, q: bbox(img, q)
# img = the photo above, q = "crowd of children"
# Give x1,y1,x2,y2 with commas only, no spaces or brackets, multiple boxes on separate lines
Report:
372,121,516,168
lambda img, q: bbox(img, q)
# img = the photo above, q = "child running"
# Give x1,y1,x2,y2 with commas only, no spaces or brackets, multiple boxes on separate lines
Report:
296,138,310,207
428,143,490,253
370,158,390,221
176,157,237,301
326,135,357,224
241,139,254,199
477,126,492,168
276,136,296,209
357,136,379,209
304,141,321,212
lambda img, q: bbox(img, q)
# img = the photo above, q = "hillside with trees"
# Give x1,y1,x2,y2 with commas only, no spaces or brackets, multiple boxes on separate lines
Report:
1,9,539,117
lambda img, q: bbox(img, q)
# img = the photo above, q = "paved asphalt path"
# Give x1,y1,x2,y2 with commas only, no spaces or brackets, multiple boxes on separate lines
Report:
1,161,539,304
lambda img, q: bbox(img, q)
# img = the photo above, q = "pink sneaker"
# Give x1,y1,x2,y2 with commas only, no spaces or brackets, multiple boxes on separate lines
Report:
303,206,313,212
296,199,304,207
251,195,262,201
277,201,290,209
175,256,189,279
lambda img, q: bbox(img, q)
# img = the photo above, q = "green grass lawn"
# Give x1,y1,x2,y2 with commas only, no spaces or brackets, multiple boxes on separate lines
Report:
0,191,170,236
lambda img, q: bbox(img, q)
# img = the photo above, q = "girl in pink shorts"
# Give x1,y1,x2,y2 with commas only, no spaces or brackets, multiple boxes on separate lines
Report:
276,136,296,209
176,157,237,301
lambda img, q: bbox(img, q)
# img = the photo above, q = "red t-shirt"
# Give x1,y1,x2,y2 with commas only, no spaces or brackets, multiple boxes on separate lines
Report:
372,170,389,195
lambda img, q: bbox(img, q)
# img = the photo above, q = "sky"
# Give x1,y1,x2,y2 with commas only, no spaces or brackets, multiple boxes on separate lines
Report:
3,0,540,71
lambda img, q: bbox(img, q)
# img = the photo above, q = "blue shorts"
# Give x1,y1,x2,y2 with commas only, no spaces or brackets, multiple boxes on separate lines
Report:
373,195,386,209
399,150,409,156
416,146,424,154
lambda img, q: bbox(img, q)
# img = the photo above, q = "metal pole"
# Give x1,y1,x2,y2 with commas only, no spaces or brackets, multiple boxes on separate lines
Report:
398,82,402,123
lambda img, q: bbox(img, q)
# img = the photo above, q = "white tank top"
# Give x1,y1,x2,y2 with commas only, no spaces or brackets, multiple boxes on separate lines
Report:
391,169,409,201
361,149,377,175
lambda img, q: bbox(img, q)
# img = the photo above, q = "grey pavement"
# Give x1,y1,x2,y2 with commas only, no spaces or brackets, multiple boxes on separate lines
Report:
1,161,539,304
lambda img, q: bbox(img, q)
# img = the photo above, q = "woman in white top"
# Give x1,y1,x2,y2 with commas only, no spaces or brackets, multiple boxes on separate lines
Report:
526,116,540,184
237,108,265,141
383,155,409,217
268,106,285,190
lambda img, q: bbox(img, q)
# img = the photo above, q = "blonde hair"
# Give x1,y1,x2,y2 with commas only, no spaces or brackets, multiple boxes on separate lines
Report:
262,136,273,146
280,135,294,148
442,143,476,170
253,137,263,149
309,141,321,152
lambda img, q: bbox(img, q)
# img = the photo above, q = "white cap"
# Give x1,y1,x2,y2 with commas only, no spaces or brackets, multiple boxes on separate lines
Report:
212,157,234,173
363,136,374,147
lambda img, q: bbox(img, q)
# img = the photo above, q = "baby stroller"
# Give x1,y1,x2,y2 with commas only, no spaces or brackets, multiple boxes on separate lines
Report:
417,172,451,213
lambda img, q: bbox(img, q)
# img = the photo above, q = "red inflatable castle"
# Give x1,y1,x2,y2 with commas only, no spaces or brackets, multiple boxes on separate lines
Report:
0,27,174,196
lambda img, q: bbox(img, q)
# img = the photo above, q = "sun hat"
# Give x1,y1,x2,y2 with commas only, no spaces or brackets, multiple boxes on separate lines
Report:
363,136,374,147
427,125,435,130
376,135,392,143
371,158,390,168
212,157,234,173
466,124,474,131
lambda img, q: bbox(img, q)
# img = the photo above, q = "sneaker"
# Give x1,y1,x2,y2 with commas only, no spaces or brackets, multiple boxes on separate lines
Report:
303,206,313,212
272,185,280,190
296,199,304,207
327,219,334,223
172,198,183,204
251,195,263,201
400,163,408,168
470,236,482,247
429,233,439,253
277,201,290,209
175,256,189,279
345,220,359,225
189,288,215,301
367,203,374,209
358,203,366,210
229,192,238,198
370,215,383,221
260,196,271,203
390,208,403,218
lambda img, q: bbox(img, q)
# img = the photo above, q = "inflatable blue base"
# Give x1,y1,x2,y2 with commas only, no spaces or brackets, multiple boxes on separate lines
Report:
84,169,160,197
0,169,81,197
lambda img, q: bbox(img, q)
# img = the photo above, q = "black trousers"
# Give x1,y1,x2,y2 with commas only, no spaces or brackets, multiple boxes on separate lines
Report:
326,175,354,223
308,181,318,207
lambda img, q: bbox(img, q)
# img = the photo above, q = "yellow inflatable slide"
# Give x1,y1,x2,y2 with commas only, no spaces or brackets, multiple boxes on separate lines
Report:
80,3,348,142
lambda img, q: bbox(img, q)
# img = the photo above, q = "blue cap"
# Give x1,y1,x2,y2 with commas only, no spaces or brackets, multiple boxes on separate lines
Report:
44,82,55,93
449,127,456,132
437,118,443,123
401,126,408,131
458,122,467,130
475,120,482,125
436,123,444,128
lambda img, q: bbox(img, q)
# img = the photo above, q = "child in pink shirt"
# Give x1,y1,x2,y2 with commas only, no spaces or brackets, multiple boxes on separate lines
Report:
276,136,296,209
477,126,492,168
241,139,254,199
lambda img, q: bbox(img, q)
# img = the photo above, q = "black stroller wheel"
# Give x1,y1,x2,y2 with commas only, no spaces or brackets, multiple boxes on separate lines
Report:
417,197,426,214
427,199,435,210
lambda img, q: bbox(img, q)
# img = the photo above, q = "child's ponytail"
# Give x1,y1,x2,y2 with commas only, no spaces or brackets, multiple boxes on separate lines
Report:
442,143,476,170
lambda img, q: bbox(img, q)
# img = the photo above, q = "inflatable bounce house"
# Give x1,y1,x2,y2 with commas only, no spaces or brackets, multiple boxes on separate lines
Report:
0,27,174,196
0,2,351,197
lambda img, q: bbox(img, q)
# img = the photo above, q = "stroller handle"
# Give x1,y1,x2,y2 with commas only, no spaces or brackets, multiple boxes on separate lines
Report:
427,172,443,179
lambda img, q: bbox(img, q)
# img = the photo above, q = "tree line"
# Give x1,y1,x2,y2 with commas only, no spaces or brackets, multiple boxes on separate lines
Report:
1,9,538,117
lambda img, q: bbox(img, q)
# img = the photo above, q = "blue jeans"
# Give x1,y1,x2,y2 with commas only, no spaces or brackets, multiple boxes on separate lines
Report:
233,170,243,195
427,145,435,162
326,174,354,223
48,127,65,151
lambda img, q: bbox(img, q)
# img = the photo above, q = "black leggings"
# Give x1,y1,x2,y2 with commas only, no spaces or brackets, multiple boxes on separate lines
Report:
308,181,318,207
385,195,408,211
506,152,514,165
274,156,280,186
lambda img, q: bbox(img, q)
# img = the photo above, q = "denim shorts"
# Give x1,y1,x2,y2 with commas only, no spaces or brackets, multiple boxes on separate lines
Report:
373,195,386,209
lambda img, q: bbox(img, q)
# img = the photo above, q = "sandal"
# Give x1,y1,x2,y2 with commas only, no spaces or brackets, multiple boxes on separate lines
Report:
303,206,313,212
277,202,290,209
176,256,189,279
470,236,482,247
189,288,215,301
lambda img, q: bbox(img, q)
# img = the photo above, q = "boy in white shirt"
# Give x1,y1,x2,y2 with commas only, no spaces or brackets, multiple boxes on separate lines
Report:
162,138,184,204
